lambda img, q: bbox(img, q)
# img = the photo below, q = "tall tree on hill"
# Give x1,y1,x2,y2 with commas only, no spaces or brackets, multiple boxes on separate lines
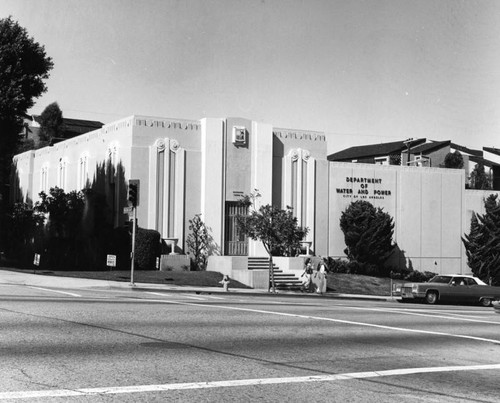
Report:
0,16,53,245
339,200,395,273
462,194,500,284
39,102,64,145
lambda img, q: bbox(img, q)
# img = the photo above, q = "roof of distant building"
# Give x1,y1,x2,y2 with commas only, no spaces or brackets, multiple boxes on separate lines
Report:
451,143,483,157
30,115,104,132
327,138,426,161
484,147,500,157
410,140,451,154
469,155,500,168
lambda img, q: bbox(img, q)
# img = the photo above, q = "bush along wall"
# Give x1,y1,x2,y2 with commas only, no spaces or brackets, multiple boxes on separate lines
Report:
134,227,161,270
326,257,436,282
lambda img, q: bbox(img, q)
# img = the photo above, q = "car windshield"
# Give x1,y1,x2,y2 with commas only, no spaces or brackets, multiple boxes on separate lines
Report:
428,276,452,284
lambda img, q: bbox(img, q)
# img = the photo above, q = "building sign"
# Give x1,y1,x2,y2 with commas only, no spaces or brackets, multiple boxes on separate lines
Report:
336,176,393,200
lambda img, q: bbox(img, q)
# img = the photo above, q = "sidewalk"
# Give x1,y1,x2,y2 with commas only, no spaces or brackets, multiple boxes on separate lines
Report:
0,269,394,302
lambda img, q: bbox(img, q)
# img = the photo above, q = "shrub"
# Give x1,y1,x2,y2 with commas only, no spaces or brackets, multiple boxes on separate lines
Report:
391,269,436,282
339,200,395,268
134,227,161,270
187,214,209,270
326,258,349,273
109,227,131,270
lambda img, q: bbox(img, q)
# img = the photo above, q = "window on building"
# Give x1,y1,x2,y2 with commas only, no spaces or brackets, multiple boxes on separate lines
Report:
78,153,89,189
57,158,68,189
374,157,389,165
40,164,49,193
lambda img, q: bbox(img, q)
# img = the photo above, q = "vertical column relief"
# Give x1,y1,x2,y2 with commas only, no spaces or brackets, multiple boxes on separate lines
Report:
284,148,316,248
148,138,186,248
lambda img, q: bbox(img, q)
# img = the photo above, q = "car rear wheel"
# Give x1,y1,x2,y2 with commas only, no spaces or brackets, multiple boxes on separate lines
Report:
425,291,438,304
480,297,492,307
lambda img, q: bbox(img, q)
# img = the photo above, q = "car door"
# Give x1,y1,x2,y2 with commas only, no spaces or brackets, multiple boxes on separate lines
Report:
447,276,471,303
462,277,483,303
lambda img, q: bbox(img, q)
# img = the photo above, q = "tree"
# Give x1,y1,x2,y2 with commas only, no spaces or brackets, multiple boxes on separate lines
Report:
237,192,308,292
34,187,86,269
462,194,500,284
469,163,491,190
339,200,395,274
187,214,210,270
444,151,464,169
5,202,45,262
39,102,64,145
0,16,53,246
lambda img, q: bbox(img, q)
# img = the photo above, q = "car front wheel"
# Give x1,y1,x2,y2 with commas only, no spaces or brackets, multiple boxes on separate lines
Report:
425,291,438,304
480,297,492,307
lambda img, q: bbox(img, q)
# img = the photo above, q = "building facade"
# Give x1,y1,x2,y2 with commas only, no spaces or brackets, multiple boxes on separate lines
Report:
12,115,500,283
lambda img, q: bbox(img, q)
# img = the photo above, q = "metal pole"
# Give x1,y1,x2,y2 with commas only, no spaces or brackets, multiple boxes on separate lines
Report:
130,207,136,286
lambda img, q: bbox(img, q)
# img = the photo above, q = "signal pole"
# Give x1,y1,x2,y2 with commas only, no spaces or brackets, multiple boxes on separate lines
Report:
131,205,136,286
128,179,140,286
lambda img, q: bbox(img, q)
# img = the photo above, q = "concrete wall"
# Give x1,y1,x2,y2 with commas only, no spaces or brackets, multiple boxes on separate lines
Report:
207,256,268,289
201,118,225,255
328,162,466,274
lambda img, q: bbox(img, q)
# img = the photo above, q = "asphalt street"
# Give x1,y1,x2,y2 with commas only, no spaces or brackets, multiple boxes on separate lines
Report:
1,272,500,402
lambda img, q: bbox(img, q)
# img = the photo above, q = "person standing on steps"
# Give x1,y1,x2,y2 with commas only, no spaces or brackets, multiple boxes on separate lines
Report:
316,257,328,295
300,258,312,292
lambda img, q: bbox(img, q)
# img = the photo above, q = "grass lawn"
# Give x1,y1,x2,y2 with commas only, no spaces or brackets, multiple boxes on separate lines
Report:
328,273,398,296
2,267,252,289
2,262,398,295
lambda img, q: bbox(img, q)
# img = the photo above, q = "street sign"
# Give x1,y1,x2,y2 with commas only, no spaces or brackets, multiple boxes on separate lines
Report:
106,254,117,267
33,254,40,266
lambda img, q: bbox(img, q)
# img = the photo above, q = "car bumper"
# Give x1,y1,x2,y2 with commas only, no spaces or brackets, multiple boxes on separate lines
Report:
401,288,425,299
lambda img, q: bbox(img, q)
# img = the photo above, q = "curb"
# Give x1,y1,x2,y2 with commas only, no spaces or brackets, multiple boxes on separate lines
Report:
128,286,393,301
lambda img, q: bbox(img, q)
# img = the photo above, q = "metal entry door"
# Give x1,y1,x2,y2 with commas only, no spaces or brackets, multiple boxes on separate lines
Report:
225,202,248,256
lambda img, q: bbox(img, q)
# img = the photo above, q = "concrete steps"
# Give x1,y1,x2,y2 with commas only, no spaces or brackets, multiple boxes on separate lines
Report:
247,257,302,291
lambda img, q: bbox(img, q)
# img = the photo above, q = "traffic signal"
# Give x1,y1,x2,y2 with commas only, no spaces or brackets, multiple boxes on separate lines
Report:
128,180,139,207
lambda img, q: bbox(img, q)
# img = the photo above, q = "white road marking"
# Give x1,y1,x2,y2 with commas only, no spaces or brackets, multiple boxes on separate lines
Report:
148,299,500,345
146,291,226,301
146,292,178,298
27,286,81,297
342,306,500,325
146,291,207,301
1,363,499,399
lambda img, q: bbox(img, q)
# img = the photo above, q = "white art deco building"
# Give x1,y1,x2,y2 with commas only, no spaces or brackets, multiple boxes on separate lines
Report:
12,115,500,286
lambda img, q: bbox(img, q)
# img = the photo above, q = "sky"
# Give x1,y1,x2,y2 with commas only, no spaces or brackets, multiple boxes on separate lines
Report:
2,0,500,153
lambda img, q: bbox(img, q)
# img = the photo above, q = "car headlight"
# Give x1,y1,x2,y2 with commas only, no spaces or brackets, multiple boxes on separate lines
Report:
412,284,418,292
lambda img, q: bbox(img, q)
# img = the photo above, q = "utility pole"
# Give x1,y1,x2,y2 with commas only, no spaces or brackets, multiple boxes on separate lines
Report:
403,138,414,166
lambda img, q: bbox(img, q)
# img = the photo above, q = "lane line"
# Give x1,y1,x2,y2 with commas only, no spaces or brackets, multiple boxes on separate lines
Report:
342,306,500,325
146,292,206,301
146,292,178,298
2,363,500,399
27,286,81,297
147,292,225,300
147,299,500,345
